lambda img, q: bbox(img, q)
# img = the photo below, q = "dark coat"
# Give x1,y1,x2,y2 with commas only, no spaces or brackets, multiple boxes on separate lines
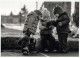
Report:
40,19,53,34
54,12,70,34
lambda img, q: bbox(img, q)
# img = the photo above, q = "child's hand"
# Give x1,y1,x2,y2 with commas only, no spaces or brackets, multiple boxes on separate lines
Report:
49,25,54,29
39,26,46,30
58,22,62,26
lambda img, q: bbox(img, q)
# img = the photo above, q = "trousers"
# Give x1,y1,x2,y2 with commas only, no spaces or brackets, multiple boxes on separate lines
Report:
40,34,56,51
58,33,68,51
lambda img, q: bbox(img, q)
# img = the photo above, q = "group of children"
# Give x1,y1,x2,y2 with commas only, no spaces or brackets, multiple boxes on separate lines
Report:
18,5,70,55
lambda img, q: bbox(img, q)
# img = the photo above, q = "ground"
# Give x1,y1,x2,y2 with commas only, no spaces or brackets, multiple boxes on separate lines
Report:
1,50,79,57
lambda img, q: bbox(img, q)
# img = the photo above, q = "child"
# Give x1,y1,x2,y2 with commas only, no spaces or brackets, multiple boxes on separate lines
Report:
39,8,56,52
53,5,70,53
18,10,42,55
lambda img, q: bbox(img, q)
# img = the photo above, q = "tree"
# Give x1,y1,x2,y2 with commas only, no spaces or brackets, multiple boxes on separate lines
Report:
10,11,13,16
19,5,28,25
21,5,28,15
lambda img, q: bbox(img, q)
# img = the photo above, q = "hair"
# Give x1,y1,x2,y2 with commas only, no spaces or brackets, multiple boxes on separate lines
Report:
41,8,50,17
34,10,42,16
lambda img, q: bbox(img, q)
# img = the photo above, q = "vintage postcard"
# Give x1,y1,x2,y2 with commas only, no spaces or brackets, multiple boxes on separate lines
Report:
1,0,79,57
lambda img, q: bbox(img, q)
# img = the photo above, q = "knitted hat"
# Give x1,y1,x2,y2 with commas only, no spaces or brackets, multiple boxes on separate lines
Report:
34,10,42,16
53,5,63,15
42,8,50,17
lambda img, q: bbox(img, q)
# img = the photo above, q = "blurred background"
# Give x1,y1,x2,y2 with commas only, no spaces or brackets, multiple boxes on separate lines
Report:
1,0,79,38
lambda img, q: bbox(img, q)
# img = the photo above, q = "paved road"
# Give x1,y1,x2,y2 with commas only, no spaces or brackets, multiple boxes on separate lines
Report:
1,50,79,57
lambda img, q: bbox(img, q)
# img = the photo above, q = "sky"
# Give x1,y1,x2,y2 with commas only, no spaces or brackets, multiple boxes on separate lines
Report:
1,0,44,15
0,0,76,15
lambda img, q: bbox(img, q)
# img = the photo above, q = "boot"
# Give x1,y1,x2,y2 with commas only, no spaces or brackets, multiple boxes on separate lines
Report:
22,47,29,55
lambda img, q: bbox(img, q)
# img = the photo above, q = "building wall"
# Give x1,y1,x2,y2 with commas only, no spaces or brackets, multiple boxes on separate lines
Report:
1,16,8,23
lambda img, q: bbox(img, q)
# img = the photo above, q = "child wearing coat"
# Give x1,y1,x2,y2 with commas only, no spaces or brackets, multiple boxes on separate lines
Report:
39,8,56,52
18,10,42,55
53,5,70,53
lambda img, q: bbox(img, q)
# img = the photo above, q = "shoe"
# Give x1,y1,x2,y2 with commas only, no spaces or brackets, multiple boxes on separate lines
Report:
58,50,68,53
22,47,29,55
23,51,29,55
48,50,53,53
57,49,62,53
40,50,47,53
62,50,68,53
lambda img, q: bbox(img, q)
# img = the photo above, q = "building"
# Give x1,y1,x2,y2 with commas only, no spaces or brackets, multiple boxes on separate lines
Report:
1,12,25,24
1,5,28,24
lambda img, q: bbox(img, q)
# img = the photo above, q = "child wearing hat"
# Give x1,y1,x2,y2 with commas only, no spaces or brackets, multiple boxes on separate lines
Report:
53,5,70,53
18,10,42,55
39,8,56,52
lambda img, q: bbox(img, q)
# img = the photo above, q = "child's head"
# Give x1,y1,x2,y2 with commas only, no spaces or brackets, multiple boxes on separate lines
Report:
34,10,42,20
41,8,50,21
34,10,42,16
53,5,63,18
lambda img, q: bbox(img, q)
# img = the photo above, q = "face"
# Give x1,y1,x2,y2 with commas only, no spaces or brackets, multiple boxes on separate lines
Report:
42,16,50,21
55,14,59,17
38,15,43,20
54,14,59,20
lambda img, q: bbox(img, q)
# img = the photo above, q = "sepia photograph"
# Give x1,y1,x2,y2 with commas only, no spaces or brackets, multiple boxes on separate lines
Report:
1,0,79,57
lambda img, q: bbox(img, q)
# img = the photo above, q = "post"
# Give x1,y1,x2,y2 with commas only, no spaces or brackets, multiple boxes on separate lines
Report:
19,12,22,26
36,1,38,10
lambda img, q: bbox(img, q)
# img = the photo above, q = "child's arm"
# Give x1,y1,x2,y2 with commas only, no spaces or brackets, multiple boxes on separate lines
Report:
59,19,70,26
58,16,70,26
47,20,57,27
39,21,47,30
56,12,70,26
